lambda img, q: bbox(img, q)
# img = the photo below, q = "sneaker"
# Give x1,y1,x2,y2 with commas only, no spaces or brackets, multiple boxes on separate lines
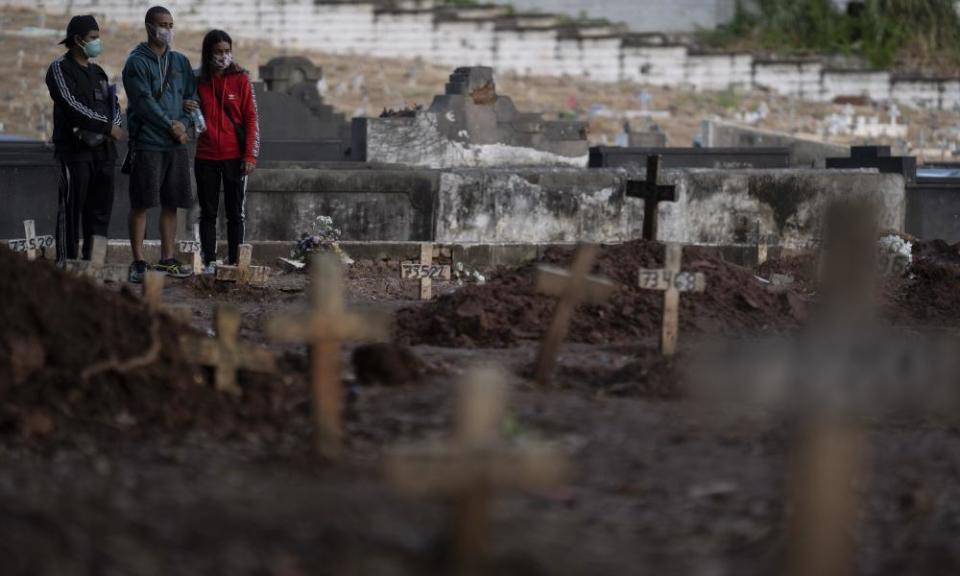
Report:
128,260,148,284
202,262,217,275
155,258,193,279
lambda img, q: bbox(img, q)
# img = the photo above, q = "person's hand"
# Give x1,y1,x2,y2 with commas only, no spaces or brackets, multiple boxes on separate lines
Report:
183,99,199,113
176,131,189,145
170,120,186,138
110,126,125,142
242,161,256,176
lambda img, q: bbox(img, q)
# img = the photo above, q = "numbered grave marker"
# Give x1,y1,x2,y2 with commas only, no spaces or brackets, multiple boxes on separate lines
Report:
400,243,451,300
637,243,707,356
63,236,127,284
534,244,615,385
387,367,568,576
216,243,270,286
179,224,204,275
180,304,276,396
7,220,54,261
267,253,388,458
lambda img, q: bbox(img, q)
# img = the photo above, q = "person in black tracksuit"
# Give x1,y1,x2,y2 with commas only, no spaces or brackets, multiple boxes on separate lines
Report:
45,15,124,262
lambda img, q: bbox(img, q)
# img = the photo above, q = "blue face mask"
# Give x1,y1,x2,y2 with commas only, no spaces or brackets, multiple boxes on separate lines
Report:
81,38,103,58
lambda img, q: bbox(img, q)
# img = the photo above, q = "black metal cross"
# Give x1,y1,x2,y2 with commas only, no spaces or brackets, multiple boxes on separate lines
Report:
626,155,677,241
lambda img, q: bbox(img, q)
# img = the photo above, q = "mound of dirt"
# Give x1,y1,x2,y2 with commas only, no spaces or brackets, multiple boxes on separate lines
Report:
395,241,806,348
0,247,306,445
888,239,960,324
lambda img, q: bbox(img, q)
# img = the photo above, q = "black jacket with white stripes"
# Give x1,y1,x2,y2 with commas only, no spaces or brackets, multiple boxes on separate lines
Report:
45,52,122,161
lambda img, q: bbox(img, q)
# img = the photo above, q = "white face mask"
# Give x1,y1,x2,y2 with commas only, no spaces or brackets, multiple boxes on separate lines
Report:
150,24,174,46
212,52,233,71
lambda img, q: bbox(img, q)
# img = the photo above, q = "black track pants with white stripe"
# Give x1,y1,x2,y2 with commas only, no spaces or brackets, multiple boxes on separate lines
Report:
56,159,115,262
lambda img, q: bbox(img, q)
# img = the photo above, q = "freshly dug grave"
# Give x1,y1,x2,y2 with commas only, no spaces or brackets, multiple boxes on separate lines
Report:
888,239,960,325
396,241,806,348
0,247,308,445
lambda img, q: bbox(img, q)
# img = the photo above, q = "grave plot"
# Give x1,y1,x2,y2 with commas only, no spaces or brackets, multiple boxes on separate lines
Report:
394,239,808,349
2,231,960,575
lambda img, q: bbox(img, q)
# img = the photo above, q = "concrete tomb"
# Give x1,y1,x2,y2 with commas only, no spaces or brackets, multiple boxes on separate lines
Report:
701,118,849,167
590,146,791,170
255,57,352,163
351,67,589,168
826,146,917,185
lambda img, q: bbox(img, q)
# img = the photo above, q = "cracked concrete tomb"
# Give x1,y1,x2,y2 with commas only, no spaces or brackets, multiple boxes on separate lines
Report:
351,67,589,168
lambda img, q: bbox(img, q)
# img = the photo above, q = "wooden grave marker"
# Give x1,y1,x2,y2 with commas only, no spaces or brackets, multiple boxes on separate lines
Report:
216,243,270,286
386,366,567,575
142,270,192,323
7,219,54,261
181,304,276,396
626,155,677,241
267,252,388,458
400,242,452,301
63,235,127,283
789,201,877,576
637,243,706,356
534,244,615,386
178,223,204,275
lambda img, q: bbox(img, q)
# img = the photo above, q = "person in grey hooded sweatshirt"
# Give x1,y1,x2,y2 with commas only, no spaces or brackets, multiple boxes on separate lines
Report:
122,5,197,283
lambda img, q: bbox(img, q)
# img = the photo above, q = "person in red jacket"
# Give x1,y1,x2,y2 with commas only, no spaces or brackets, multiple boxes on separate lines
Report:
187,29,260,269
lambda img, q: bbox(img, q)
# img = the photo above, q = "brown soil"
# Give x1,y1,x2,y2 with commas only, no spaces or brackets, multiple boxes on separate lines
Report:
0,246,309,446
887,239,960,325
395,240,807,348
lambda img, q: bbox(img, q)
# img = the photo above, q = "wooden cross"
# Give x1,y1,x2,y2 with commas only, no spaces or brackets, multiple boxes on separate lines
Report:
534,244,615,386
7,219,54,261
266,252,388,458
216,244,270,286
626,155,677,241
180,304,276,396
63,235,127,283
401,243,452,301
178,223,204,275
386,366,568,576
637,243,706,356
755,220,769,267
789,200,877,576
142,270,192,323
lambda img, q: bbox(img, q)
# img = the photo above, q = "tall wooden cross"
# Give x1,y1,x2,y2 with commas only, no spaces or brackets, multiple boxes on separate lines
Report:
63,235,127,283
637,243,706,356
180,304,276,396
534,244,615,386
7,220,54,261
626,155,677,241
789,200,877,576
386,366,568,576
267,252,388,458
216,243,270,286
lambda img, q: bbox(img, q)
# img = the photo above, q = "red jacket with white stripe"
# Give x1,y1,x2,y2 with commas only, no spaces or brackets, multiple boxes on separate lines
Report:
196,70,260,165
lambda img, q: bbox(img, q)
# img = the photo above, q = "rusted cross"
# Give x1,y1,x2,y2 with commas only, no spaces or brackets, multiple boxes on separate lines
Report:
216,243,270,286
386,366,567,576
637,243,706,356
180,304,276,396
534,244,615,386
267,252,388,458
626,155,677,241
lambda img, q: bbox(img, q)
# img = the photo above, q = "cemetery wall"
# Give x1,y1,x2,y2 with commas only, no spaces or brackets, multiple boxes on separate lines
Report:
7,0,960,110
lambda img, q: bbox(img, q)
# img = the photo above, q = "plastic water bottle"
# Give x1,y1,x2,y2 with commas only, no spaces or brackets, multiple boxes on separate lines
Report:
193,108,207,135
